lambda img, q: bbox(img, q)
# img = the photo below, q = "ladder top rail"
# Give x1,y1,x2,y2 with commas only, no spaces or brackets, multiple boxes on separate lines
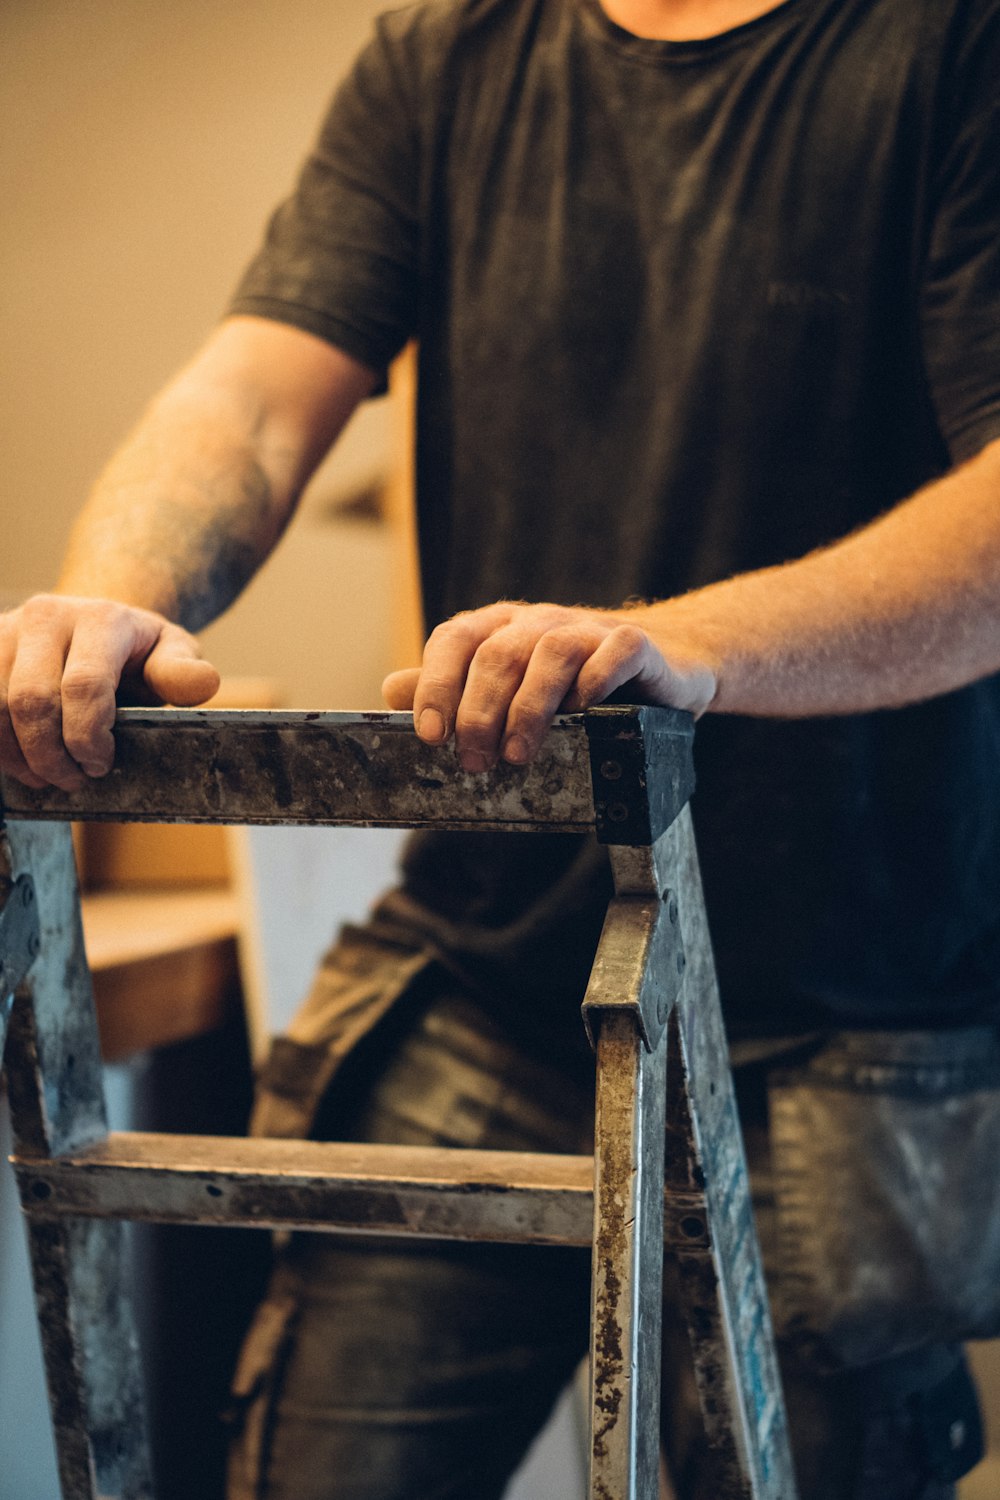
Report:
0,704,694,843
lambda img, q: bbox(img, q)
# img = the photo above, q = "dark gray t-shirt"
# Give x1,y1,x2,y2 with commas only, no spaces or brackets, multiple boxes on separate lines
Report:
231,0,1000,1036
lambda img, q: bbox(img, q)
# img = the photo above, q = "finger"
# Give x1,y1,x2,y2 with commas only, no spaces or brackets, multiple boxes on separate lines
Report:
59,604,166,775
566,623,670,710
0,631,46,788
500,623,609,763
382,668,421,710
141,624,221,706
453,623,547,770
5,603,85,790
0,705,48,788
412,605,513,749
0,721,48,788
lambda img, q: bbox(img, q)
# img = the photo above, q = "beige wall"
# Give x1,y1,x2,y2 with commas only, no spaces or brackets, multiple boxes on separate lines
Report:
1,0,396,707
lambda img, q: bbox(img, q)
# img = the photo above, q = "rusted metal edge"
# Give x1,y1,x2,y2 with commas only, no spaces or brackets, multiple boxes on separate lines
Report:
26,1217,153,1500
588,1010,668,1500
665,806,798,1500
0,708,596,832
581,891,685,1053
0,874,40,996
0,873,40,1059
2,819,152,1497
12,1133,721,1255
585,705,695,846
14,1133,597,1246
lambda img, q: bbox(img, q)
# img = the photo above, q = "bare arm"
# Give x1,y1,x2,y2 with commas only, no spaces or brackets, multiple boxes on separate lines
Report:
1,316,377,789
384,436,1000,769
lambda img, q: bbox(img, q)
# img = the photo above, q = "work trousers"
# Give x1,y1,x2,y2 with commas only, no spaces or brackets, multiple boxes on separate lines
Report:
227,961,981,1500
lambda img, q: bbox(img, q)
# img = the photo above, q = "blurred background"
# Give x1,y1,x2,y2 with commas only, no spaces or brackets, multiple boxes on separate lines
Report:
1,0,408,705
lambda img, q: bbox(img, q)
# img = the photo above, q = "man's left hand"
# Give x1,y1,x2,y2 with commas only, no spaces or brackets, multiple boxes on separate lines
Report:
381,600,717,771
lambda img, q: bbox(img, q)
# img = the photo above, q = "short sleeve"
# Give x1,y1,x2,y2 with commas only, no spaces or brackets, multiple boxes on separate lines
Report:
920,2,1000,463
227,13,423,379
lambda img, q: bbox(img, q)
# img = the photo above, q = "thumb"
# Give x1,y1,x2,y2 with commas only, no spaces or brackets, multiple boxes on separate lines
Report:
382,667,421,710
142,624,221,706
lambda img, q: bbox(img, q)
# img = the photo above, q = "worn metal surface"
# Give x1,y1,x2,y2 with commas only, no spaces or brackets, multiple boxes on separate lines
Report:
585,705,694,847
2,819,153,1499
0,871,40,1060
582,795,683,1500
1,708,596,832
581,893,685,1052
22,1214,152,1500
607,822,682,901
581,760,692,1500
16,1134,596,1246
588,1012,667,1500
2,715,792,1500
1,822,106,1157
664,808,797,1500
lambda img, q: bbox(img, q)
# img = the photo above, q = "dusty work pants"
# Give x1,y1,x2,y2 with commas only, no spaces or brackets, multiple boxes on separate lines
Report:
227,972,981,1500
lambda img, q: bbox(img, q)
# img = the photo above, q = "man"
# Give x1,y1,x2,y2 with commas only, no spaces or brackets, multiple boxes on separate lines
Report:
2,0,999,1495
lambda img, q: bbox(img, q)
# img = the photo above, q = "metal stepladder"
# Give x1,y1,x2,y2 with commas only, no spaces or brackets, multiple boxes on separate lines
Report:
0,704,797,1500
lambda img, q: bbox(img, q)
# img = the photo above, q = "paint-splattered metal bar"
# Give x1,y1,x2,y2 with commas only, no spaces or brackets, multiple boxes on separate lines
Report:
0,704,696,838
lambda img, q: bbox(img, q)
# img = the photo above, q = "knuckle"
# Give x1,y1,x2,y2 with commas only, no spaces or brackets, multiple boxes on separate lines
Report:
415,672,458,704
61,669,109,705
429,614,475,646
474,635,520,672
506,700,550,731
83,598,128,631
20,593,62,627
8,685,58,728
526,665,569,700
454,708,501,742
611,622,649,655
536,623,588,655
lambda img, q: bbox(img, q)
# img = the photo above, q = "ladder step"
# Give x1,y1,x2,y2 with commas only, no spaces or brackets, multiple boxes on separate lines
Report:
14,1133,596,1245
15,1132,713,1249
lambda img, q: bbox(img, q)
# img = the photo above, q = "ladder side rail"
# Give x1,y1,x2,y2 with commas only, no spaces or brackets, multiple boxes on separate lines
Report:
584,926,670,1500
581,705,696,1500
0,866,39,1063
2,819,152,1500
664,809,797,1500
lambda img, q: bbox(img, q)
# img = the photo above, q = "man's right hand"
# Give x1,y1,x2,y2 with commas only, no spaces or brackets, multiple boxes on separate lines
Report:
0,595,220,792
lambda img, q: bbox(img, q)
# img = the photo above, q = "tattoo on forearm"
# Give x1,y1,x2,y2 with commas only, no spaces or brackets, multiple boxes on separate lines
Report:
177,527,265,631
159,457,281,630
67,445,287,631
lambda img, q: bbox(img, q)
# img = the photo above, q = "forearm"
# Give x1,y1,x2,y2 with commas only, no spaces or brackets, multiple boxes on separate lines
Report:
384,436,1000,770
57,315,376,631
59,375,298,631
629,437,1000,716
